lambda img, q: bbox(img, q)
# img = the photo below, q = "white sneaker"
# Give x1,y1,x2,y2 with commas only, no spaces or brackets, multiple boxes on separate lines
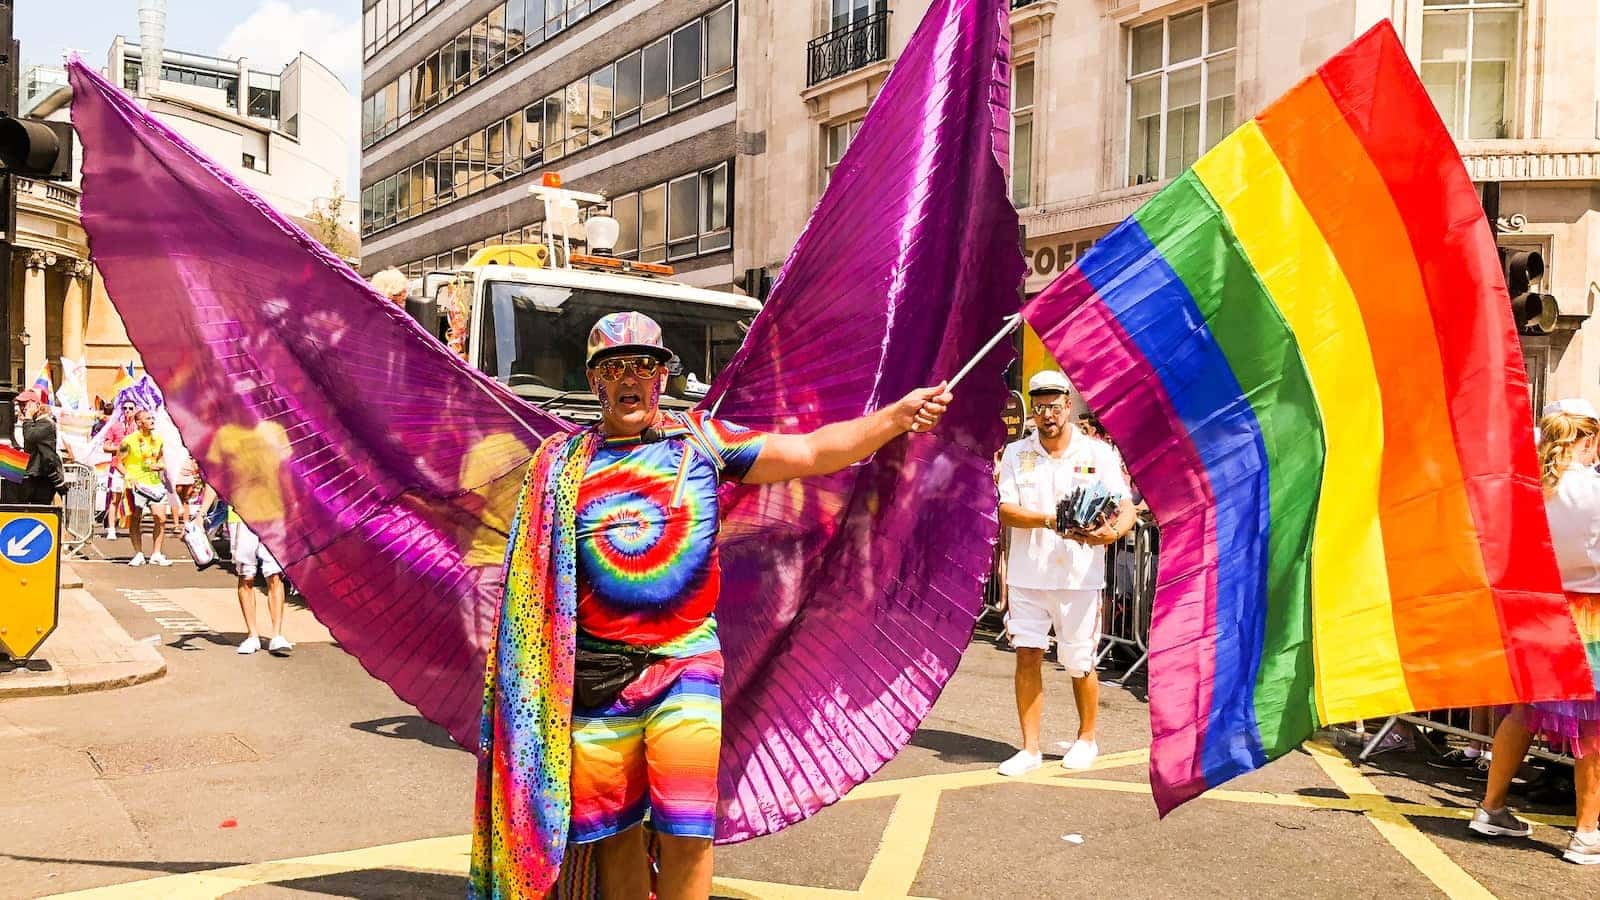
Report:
267,635,293,655
149,552,172,567
236,635,261,655
997,749,1043,777
128,552,145,567
1061,740,1100,770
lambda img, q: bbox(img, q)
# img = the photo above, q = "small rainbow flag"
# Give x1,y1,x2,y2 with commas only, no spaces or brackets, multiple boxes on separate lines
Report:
0,445,27,483
30,363,53,407
1025,22,1594,813
109,360,135,397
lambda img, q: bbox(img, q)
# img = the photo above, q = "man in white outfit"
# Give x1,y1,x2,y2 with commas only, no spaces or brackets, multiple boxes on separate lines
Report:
996,371,1135,775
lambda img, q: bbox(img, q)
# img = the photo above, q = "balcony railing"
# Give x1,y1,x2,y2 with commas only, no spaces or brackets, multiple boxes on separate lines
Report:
806,11,891,88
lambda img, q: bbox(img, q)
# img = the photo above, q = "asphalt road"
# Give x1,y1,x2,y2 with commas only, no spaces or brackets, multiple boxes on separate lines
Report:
0,551,1594,899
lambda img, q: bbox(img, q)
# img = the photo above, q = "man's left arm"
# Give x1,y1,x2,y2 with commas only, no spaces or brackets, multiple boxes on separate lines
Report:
741,383,953,485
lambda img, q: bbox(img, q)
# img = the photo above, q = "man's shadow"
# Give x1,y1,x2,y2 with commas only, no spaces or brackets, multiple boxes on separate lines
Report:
351,715,462,752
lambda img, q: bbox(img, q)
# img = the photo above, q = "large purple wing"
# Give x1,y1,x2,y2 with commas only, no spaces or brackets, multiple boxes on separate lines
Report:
702,0,1023,842
67,60,576,748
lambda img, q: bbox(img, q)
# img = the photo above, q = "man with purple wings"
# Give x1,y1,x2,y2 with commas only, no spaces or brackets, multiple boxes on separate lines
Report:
471,312,953,898
66,1,1020,898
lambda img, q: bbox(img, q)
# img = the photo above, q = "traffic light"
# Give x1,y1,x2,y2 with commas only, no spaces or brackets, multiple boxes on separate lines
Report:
0,115,72,180
1501,247,1558,334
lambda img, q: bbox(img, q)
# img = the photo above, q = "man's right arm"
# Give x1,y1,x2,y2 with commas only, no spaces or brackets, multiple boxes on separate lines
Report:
999,503,1053,531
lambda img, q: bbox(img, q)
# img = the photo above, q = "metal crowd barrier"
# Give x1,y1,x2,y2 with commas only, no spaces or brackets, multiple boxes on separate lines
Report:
1097,519,1158,685
1357,709,1575,767
60,462,97,557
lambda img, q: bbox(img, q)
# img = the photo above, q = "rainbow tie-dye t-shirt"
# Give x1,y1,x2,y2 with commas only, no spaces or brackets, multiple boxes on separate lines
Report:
575,411,766,646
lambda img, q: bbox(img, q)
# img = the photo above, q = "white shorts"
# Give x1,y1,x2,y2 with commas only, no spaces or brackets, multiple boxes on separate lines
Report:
230,522,283,580
1005,586,1101,676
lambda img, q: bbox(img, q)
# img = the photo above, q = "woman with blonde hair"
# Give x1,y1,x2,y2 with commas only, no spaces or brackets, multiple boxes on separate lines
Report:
1472,398,1600,864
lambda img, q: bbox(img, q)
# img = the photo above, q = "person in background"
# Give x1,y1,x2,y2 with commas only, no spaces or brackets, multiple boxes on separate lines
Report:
1471,398,1600,865
230,507,291,656
995,371,1135,776
370,267,409,307
118,409,173,567
15,390,64,505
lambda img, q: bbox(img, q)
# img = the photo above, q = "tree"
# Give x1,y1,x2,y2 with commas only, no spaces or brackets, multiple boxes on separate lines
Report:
307,181,352,258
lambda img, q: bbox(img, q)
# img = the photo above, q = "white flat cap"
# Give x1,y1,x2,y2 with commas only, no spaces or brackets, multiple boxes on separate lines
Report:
1027,370,1073,395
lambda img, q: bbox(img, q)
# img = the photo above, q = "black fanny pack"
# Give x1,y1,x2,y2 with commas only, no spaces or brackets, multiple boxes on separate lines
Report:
574,644,660,710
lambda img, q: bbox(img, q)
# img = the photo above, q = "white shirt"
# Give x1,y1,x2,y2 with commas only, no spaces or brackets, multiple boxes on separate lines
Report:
1546,463,1600,593
997,430,1129,590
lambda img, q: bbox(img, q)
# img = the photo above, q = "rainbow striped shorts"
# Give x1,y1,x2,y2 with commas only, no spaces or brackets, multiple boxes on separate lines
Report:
569,652,723,842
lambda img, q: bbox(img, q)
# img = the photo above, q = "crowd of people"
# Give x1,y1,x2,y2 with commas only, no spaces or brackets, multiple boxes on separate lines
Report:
10,310,1600,890
8,389,292,658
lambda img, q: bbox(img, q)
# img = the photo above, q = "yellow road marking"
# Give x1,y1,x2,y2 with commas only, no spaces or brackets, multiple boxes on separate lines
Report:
41,742,1559,900
41,835,469,899
842,746,1150,801
1307,741,1497,900
857,789,944,898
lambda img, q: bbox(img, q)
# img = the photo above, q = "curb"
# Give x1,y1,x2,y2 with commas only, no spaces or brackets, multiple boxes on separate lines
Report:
0,589,166,699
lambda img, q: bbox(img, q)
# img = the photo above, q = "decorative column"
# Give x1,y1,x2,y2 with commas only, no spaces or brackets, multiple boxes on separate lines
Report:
22,250,54,382
61,259,90,363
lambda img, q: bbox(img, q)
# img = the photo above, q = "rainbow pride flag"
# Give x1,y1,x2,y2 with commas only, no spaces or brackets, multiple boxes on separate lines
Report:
0,445,27,483
1024,22,1595,813
109,361,135,397
30,363,53,407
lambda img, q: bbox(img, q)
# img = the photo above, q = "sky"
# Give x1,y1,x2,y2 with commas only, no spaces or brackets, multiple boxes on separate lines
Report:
19,1,364,189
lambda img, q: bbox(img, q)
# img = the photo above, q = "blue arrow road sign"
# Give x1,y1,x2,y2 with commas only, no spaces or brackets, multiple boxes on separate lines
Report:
0,517,54,565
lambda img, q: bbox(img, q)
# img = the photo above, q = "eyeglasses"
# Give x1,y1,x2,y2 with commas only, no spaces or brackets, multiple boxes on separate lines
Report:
592,356,665,382
1033,403,1067,416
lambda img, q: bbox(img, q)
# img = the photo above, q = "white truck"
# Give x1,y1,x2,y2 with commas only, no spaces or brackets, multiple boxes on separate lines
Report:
409,179,762,423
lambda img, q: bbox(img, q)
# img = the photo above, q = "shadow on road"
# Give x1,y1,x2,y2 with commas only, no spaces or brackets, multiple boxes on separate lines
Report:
276,868,465,897
2,852,234,876
908,727,1020,764
351,715,463,751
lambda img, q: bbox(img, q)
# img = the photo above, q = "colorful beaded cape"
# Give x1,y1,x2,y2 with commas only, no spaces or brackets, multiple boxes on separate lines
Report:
470,428,598,898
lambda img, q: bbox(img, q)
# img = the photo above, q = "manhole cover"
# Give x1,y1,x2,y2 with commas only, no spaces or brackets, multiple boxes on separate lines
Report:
85,734,259,778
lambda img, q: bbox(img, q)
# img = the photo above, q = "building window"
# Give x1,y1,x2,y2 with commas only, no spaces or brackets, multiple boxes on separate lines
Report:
1422,0,1521,140
1126,0,1237,187
824,118,863,188
361,1,730,149
640,184,667,262
831,0,884,31
590,65,615,142
809,0,889,86
242,152,257,170
612,192,640,257
642,36,670,122
361,5,738,237
615,50,643,132
670,20,703,110
700,162,731,253
704,3,735,95
1012,62,1034,208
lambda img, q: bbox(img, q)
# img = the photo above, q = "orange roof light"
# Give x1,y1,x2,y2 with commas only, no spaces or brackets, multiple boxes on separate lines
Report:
541,172,563,188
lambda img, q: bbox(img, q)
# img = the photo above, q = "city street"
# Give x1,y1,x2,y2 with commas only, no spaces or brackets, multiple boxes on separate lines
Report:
0,548,1591,899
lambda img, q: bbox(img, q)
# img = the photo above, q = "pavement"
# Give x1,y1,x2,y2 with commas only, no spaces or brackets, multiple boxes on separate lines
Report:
2,549,1599,898
0,561,165,698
